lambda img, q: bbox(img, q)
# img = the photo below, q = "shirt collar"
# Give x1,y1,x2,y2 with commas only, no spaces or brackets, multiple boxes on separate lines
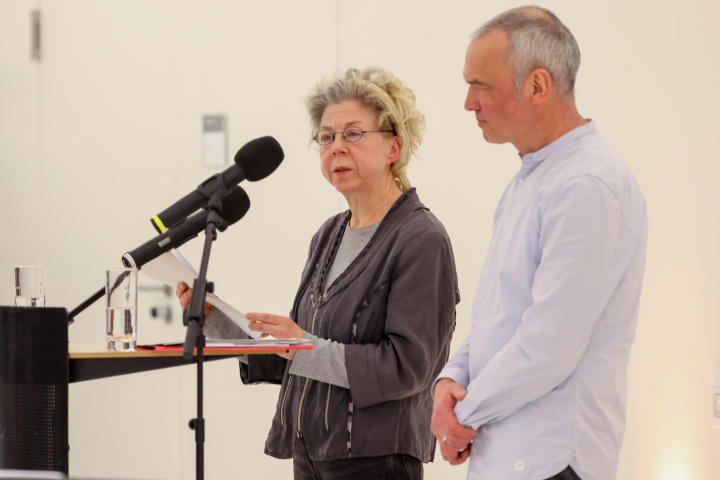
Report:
520,119,596,165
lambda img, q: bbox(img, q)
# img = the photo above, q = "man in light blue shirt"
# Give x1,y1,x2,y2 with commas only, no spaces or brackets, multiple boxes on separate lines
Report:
431,6,648,480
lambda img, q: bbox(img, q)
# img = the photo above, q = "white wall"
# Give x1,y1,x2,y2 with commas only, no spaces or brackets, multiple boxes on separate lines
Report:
1,0,719,478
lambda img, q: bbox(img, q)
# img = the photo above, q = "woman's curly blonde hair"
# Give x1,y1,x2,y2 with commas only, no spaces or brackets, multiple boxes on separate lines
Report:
306,67,426,191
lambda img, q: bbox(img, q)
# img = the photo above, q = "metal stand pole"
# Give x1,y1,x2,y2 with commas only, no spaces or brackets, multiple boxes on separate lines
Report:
182,197,226,480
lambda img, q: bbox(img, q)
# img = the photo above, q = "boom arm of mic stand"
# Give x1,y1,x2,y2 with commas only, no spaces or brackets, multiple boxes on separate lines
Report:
68,270,133,325
68,286,105,325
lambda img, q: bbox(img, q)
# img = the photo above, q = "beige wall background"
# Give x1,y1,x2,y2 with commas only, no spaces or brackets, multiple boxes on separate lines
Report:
1,0,719,478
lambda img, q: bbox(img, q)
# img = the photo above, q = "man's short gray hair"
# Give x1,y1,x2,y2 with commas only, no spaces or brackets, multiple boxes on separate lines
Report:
473,6,581,98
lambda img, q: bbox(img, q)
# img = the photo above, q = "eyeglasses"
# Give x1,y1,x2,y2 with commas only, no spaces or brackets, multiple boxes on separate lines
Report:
313,126,395,146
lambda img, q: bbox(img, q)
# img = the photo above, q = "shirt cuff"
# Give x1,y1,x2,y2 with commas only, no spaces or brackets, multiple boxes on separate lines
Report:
288,332,349,389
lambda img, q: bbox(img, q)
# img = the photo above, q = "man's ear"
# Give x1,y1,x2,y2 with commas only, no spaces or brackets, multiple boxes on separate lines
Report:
527,68,552,104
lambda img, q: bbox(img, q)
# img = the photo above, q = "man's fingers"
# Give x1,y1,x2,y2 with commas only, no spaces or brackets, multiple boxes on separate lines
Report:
456,442,472,464
448,382,469,401
451,422,478,438
439,444,453,462
439,443,470,466
453,447,471,465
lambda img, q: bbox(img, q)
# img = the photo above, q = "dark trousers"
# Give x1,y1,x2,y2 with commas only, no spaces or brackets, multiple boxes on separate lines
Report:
545,465,581,480
292,436,422,480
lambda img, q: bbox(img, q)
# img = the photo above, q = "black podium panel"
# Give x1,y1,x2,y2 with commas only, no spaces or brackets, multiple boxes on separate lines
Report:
0,306,69,474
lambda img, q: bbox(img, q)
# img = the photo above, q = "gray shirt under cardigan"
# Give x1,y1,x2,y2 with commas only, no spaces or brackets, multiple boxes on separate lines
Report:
205,222,380,388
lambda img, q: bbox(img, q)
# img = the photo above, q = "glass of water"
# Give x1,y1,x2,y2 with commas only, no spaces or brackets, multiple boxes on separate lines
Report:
14,265,46,307
105,267,138,351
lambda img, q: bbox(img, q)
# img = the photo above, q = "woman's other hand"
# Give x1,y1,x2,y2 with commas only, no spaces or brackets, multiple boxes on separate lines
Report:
245,312,304,339
175,281,212,317
245,312,304,360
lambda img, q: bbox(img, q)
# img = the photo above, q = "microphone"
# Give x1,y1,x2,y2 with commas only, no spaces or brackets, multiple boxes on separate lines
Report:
123,186,251,269
151,136,283,233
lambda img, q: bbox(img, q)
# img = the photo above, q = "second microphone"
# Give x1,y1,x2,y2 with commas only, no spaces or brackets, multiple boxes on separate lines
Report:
123,186,250,269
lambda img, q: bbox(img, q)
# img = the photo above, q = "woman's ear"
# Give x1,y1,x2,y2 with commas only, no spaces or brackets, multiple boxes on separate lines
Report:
387,137,401,165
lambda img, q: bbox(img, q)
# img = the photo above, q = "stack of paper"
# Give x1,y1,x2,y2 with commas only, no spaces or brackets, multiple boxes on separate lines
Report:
138,249,262,339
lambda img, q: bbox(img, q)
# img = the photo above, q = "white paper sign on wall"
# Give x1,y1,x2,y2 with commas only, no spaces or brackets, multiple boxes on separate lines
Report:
202,114,227,168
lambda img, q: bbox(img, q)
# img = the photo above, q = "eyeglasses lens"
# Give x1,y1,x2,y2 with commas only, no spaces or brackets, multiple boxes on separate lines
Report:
315,127,369,146
343,127,364,142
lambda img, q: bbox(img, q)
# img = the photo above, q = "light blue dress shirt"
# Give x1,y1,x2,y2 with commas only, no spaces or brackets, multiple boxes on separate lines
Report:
439,121,647,480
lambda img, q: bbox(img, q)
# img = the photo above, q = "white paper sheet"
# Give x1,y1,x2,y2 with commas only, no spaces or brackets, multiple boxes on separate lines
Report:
139,249,261,339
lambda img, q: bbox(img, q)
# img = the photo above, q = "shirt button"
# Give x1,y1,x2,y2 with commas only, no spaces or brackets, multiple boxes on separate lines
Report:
518,178,524,185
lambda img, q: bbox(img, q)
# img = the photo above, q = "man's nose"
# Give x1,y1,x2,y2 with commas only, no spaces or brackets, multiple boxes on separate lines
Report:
464,89,478,111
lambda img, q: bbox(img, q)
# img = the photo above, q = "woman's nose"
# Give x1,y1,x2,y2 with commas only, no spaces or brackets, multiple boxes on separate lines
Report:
330,134,349,153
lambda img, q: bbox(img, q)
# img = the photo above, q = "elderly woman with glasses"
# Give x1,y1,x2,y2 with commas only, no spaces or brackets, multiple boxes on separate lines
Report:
177,66,458,479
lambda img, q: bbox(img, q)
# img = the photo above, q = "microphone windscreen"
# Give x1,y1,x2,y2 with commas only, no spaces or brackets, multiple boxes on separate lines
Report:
234,136,284,181
219,186,251,227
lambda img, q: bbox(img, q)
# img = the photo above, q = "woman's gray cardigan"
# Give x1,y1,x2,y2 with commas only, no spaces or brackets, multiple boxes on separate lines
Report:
251,188,459,463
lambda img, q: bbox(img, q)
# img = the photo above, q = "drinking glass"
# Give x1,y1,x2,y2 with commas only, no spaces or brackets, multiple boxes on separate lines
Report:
14,265,46,307
106,268,138,351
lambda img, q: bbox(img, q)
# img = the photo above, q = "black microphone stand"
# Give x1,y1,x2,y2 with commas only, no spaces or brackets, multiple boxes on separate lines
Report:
182,195,227,480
